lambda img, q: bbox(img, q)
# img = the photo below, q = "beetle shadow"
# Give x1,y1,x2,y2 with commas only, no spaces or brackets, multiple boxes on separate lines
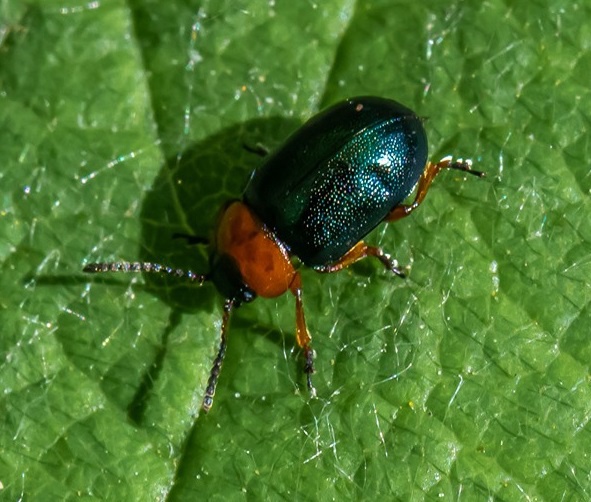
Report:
126,116,301,423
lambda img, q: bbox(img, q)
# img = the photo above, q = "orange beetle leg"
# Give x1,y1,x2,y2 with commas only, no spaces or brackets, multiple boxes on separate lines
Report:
289,272,316,397
314,240,405,278
387,157,484,222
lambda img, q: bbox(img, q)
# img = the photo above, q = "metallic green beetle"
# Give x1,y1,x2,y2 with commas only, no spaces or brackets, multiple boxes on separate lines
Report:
84,96,484,411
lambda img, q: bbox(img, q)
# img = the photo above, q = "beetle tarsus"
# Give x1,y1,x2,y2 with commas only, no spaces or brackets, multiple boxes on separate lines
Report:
446,157,486,178
368,247,406,279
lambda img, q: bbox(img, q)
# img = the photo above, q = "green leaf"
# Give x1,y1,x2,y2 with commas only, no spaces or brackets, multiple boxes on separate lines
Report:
1,0,590,500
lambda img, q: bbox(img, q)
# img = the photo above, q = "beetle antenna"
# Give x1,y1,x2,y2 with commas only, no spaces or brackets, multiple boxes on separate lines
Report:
83,261,208,284
202,299,234,412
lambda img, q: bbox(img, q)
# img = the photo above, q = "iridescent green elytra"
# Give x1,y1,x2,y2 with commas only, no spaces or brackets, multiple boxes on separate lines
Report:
244,97,428,267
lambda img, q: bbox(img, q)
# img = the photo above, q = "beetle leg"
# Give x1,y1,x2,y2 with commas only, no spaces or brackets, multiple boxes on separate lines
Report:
289,272,317,397
386,157,485,222
314,241,405,278
202,299,234,413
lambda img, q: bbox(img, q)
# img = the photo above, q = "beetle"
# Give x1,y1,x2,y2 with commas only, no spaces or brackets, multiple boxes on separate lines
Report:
83,96,484,412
